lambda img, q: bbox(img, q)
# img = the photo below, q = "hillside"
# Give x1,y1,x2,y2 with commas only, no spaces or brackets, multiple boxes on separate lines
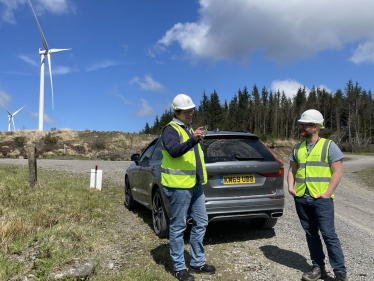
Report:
0,129,296,163
0,129,156,161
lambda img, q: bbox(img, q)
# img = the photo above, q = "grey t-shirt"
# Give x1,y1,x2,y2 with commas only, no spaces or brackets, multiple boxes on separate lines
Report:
288,140,344,163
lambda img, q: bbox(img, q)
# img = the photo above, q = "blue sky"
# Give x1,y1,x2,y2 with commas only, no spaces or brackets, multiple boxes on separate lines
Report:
1,0,374,133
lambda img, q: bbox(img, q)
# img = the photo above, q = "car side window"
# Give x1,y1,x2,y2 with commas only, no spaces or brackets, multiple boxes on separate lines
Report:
151,139,163,160
139,140,157,162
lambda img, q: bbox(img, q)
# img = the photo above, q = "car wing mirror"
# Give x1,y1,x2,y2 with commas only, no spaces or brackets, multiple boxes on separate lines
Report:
131,153,140,165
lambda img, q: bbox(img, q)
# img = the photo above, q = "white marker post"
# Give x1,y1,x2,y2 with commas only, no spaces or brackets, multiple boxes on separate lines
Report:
90,165,103,190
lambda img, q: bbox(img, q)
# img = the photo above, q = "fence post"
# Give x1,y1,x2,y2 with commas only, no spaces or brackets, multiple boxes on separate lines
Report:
64,144,66,155
27,145,37,186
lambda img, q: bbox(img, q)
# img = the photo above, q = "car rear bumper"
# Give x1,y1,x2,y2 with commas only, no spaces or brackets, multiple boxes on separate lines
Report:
205,196,284,223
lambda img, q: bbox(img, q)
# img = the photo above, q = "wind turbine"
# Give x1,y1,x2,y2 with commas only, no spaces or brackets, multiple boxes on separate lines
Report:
1,105,26,132
28,0,71,131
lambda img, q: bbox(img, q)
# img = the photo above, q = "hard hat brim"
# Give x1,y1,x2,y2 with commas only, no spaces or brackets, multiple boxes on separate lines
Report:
173,103,196,111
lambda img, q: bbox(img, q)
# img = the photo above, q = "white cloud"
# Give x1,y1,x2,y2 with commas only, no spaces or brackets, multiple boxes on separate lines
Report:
271,79,308,99
121,44,129,51
0,0,74,24
0,90,12,107
29,111,57,124
136,99,157,117
53,65,76,75
118,94,132,105
156,0,374,63
350,40,374,64
317,84,332,93
34,0,73,14
1,71,31,76
86,60,118,72
19,55,75,75
129,75,167,93
19,55,39,67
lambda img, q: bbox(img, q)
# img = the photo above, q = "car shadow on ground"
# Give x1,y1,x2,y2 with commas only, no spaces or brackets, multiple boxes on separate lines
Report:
127,204,154,230
203,220,276,245
128,204,278,244
260,245,335,280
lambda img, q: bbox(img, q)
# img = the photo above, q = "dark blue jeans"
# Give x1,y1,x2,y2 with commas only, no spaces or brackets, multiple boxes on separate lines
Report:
294,194,346,274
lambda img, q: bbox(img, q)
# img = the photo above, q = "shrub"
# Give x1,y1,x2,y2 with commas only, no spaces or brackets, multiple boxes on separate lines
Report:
44,133,61,144
13,136,26,147
94,137,106,150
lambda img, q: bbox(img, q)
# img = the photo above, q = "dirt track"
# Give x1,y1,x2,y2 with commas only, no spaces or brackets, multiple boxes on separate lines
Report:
1,155,374,280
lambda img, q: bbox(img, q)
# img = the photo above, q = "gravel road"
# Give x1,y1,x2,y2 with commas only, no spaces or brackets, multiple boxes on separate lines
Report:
1,155,373,280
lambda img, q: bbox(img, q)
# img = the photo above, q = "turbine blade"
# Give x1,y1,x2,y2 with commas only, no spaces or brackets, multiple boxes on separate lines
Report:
47,53,54,109
12,117,15,131
49,48,72,54
28,0,49,51
13,105,26,116
0,102,11,115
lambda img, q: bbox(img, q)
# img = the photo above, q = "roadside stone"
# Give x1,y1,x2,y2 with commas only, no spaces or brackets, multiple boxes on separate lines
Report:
108,262,114,270
48,259,96,280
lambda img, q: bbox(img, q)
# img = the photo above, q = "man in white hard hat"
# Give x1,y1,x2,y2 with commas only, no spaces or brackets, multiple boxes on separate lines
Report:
287,109,347,281
161,94,215,281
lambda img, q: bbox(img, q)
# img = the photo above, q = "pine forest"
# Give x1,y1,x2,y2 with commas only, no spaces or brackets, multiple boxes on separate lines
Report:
142,79,373,153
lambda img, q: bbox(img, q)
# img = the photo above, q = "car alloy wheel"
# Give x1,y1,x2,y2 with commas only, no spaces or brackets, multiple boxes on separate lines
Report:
152,188,169,238
124,177,136,209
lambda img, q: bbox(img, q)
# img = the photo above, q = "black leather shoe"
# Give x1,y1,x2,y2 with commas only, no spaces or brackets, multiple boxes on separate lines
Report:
334,271,348,281
175,269,194,281
189,263,216,274
302,266,328,281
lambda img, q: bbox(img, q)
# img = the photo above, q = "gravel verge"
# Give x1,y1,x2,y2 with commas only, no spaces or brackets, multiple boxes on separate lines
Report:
1,156,374,280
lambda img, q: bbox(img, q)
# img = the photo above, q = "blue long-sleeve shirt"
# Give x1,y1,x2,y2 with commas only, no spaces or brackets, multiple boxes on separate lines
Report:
161,118,204,186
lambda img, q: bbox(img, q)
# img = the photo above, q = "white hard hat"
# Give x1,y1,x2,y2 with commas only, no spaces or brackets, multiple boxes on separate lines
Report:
298,109,324,127
172,94,196,111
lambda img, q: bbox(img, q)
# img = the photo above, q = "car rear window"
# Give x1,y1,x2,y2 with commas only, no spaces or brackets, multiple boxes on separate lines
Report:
201,138,275,163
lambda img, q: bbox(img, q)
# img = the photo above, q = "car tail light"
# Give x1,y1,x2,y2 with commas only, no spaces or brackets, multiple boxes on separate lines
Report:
261,141,284,177
207,175,214,180
270,196,285,199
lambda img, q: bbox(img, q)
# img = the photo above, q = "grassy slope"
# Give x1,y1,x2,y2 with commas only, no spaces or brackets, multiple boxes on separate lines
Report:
0,164,175,281
0,129,156,160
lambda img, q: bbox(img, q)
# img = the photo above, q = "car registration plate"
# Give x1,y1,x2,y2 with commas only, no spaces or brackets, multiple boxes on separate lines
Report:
220,175,255,185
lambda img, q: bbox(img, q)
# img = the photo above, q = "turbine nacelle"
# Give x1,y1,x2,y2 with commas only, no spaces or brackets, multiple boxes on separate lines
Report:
39,48,71,55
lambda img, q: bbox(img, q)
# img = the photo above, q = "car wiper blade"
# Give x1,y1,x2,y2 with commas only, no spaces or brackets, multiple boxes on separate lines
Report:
235,156,264,161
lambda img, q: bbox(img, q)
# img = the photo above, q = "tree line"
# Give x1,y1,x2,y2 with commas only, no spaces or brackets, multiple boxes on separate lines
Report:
142,79,373,152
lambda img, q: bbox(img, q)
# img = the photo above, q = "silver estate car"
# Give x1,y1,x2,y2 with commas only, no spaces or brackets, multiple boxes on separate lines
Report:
124,130,284,238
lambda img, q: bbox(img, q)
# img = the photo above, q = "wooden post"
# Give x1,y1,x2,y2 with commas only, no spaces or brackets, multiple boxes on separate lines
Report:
27,146,37,186
64,144,66,155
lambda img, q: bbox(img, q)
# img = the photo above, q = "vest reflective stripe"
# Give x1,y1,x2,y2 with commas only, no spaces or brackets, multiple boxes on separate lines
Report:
161,168,197,176
295,177,332,183
298,162,330,168
161,121,207,188
294,138,334,198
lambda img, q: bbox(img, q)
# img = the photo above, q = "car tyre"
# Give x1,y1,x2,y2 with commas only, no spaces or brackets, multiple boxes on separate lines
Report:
152,188,169,238
251,218,278,229
124,177,136,209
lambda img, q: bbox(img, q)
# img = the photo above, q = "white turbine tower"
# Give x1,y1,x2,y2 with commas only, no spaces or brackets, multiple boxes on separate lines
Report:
1,105,26,132
28,0,71,131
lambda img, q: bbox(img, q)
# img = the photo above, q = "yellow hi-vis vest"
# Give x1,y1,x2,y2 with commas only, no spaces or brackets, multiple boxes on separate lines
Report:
293,138,334,198
161,121,207,188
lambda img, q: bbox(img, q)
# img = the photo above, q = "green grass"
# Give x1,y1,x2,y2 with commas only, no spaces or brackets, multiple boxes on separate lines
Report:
0,164,176,281
0,164,256,281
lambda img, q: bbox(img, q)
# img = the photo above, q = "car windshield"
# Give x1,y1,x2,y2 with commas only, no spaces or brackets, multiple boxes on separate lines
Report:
201,138,274,163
